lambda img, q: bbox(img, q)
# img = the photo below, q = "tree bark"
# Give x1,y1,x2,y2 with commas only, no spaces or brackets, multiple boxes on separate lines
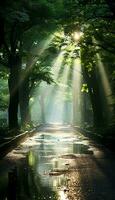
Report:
8,54,21,130
19,71,31,126
83,69,104,127
8,68,20,130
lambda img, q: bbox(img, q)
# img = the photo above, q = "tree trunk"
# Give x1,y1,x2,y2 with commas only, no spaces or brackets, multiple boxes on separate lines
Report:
19,54,34,126
8,54,21,130
8,67,20,130
83,69,104,127
19,71,31,126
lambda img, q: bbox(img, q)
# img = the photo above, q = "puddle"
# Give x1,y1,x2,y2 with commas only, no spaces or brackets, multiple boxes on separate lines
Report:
73,143,93,154
0,128,93,200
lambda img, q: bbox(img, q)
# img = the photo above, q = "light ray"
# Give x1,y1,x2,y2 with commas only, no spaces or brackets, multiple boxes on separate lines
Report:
96,53,113,121
30,50,65,124
93,37,113,109
43,51,65,110
47,64,71,124
96,53,112,105
10,34,55,99
72,58,82,125
52,51,65,80
26,33,55,72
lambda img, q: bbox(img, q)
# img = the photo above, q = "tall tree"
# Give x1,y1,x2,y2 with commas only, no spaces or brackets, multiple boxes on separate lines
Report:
0,0,63,130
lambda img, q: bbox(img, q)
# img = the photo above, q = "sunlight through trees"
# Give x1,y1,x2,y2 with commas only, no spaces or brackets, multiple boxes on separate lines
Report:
0,0,115,131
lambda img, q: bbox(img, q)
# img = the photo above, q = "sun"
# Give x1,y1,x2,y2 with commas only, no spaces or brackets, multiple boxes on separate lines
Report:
72,32,83,41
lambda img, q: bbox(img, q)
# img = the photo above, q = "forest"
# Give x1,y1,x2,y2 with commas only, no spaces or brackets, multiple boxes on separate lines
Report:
0,0,115,139
0,1,115,200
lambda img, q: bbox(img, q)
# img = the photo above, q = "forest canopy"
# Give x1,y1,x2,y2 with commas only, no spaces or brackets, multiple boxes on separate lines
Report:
0,0,115,131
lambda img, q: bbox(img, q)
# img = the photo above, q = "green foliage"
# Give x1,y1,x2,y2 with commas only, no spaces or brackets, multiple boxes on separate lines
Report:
0,74,9,110
30,64,54,89
0,0,115,128
6,10,30,23
81,84,89,93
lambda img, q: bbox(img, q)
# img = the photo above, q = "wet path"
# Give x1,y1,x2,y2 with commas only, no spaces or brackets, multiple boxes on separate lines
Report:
0,124,115,200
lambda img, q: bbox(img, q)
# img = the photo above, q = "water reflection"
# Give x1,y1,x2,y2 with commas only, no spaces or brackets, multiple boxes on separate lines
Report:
0,127,93,200
73,143,93,154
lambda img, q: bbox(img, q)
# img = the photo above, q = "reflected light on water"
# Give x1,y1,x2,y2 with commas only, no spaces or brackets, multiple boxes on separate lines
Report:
59,190,68,200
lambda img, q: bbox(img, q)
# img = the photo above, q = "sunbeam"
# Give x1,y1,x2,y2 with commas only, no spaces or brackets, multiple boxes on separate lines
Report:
40,51,65,123
30,50,65,124
30,31,83,125
72,58,82,125
47,64,71,124
9,33,55,101
96,53,113,119
96,54,112,102
26,33,55,72
52,51,65,80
